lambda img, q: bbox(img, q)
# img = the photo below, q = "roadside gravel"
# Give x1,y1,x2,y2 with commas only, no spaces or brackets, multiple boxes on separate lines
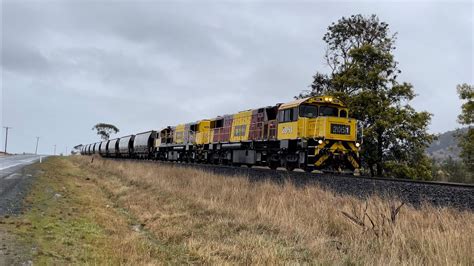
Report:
0,159,39,265
0,165,38,216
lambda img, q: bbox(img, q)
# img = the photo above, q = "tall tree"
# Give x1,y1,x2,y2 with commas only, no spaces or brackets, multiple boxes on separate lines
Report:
300,14,434,179
92,123,119,141
456,83,474,172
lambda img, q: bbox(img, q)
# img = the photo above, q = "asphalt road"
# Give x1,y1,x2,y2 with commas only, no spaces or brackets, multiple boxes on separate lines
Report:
0,155,45,215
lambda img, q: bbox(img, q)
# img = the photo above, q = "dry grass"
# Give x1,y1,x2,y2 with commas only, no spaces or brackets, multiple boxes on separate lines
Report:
70,156,474,265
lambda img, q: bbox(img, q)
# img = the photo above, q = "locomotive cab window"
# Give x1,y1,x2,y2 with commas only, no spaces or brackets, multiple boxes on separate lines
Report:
211,119,223,128
284,109,291,121
299,105,318,118
278,110,283,122
319,106,338,117
339,109,348,118
278,107,298,122
290,108,298,121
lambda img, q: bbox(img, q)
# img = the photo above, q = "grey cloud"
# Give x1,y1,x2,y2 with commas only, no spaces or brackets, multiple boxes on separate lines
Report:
3,40,50,74
1,0,472,155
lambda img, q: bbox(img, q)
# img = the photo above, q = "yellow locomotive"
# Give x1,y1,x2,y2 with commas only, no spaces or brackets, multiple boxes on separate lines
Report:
275,96,361,172
154,95,361,173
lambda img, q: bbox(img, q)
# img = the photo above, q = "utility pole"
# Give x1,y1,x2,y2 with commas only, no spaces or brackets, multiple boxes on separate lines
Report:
53,144,56,156
3,126,12,153
65,146,68,156
35,137,40,155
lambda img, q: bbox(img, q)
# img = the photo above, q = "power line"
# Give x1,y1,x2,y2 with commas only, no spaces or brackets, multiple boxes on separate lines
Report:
3,126,12,154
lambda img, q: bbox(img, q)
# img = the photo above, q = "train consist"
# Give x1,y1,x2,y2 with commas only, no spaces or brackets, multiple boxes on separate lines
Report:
81,96,362,173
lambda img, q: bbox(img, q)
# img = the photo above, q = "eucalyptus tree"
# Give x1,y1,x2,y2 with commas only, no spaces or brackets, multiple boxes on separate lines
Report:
92,123,120,141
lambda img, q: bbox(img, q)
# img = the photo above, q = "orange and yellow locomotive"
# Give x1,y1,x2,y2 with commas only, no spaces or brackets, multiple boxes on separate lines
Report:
156,95,361,172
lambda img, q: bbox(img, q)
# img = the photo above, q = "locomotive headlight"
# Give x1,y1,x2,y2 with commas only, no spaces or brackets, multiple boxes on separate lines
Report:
323,97,332,102
355,142,361,147
318,139,323,144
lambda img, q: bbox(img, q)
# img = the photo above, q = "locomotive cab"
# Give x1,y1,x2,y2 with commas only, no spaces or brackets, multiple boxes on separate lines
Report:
277,96,360,172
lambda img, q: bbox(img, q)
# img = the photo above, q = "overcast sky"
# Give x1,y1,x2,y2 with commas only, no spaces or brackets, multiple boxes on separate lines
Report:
1,0,473,155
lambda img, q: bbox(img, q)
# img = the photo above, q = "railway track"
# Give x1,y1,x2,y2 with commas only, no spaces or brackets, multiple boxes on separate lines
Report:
105,157,474,211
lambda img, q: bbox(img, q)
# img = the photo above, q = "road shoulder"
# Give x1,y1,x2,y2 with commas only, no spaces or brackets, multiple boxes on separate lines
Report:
0,160,39,215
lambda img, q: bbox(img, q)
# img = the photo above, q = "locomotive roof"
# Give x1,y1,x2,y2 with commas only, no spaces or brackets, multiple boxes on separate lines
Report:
279,96,346,109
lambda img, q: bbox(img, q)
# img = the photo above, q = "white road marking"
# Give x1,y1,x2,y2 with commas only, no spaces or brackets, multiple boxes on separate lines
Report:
0,156,40,171
0,163,23,171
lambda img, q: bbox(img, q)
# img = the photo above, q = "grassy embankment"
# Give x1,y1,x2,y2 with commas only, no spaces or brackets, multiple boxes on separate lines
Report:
1,156,473,264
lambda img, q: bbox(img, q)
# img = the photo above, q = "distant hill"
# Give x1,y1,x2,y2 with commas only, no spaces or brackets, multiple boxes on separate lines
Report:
426,128,468,161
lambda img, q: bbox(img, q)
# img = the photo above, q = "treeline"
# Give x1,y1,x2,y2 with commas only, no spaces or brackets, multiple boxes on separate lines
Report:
431,157,472,184
299,15,473,182
432,84,473,183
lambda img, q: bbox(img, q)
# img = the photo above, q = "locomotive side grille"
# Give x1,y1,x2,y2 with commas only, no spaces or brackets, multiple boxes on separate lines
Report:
331,124,350,135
